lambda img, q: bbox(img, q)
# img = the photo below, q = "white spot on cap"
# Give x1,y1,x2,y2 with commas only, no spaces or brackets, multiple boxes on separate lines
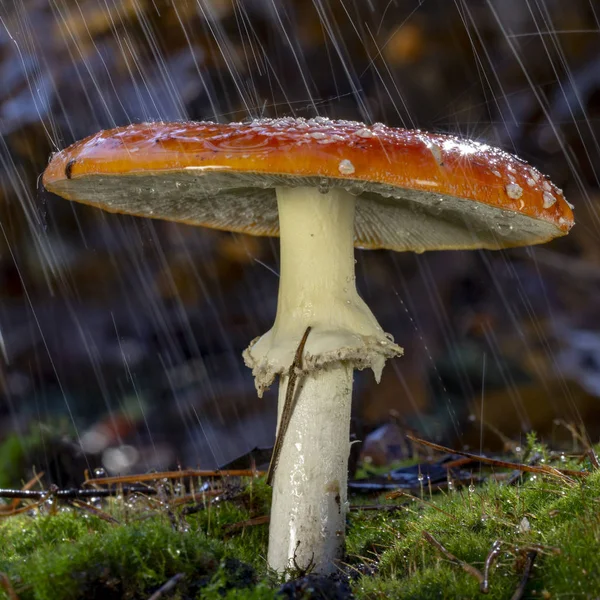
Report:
543,191,557,208
542,180,552,192
526,178,536,187
505,183,523,200
310,131,327,139
338,159,355,175
566,199,575,209
492,170,502,178
355,128,374,138
529,168,541,182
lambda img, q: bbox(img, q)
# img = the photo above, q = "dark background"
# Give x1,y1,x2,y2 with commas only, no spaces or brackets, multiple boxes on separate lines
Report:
0,0,599,485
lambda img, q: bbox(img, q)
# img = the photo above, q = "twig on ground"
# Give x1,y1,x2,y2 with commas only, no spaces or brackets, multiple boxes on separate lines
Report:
407,435,586,481
69,500,120,525
147,573,185,600
85,469,262,487
0,500,44,518
0,472,45,513
510,551,537,600
481,540,502,593
224,515,270,535
506,453,543,486
169,490,222,507
0,573,19,600
0,486,156,500
351,504,409,512
422,531,485,588
587,448,600,470
267,326,311,486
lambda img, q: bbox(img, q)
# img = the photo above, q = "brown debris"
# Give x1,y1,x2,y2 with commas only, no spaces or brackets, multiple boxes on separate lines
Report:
0,573,19,600
481,540,502,594
511,551,538,600
84,468,262,487
266,326,312,486
224,514,270,535
69,499,120,525
407,434,588,482
146,573,185,600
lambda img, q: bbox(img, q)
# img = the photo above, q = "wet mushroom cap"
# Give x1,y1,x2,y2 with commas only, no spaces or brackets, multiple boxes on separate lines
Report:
43,118,574,251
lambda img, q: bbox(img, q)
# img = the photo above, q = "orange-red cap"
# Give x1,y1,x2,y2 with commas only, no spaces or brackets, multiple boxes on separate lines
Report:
43,118,574,251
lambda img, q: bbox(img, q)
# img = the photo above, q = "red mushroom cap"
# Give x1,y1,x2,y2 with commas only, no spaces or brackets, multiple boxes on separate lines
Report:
43,118,574,252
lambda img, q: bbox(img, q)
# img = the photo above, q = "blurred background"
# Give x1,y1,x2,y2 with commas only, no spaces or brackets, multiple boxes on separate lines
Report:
0,0,599,486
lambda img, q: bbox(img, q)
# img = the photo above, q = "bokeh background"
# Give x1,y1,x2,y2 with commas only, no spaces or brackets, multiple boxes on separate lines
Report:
0,0,599,486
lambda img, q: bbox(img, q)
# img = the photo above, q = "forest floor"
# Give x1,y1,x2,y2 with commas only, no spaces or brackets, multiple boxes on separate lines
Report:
0,436,599,600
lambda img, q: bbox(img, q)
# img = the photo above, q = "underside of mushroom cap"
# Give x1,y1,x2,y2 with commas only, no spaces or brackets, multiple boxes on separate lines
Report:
43,118,574,253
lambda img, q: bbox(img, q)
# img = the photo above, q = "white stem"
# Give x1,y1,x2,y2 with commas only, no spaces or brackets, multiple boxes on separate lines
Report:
244,186,402,574
268,366,352,574
270,187,384,355
267,187,362,575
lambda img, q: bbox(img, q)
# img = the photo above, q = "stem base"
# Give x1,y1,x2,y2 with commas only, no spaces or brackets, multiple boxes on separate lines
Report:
268,364,353,575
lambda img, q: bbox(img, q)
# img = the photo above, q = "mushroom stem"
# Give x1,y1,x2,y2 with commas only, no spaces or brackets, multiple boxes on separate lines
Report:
268,365,352,575
273,186,364,333
263,186,394,575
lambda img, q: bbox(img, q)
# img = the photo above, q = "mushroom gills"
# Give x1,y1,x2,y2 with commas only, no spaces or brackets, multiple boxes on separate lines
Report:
50,171,564,251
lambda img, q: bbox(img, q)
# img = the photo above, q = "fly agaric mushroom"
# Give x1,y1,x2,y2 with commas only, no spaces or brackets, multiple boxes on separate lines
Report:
42,118,574,575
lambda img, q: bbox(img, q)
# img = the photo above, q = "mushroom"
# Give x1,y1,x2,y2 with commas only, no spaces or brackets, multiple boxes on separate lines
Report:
42,117,574,575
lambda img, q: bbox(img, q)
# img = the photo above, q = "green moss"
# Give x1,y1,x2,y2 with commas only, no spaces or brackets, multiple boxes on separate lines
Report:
0,449,598,599
0,483,273,600
349,464,600,599
1,513,219,599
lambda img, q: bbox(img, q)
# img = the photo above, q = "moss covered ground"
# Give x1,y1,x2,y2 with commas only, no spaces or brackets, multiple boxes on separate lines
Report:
0,440,598,599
